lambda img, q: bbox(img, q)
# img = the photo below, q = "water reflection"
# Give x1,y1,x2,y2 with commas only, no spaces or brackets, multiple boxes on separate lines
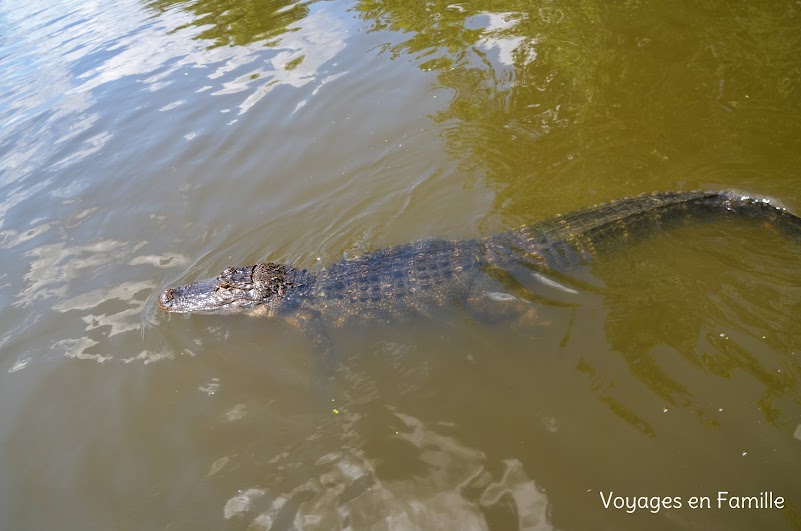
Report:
356,0,801,214
0,0,351,370
4,231,188,365
211,6,349,116
148,0,312,49
578,221,801,432
1,0,801,528
0,1,98,183
0,0,346,197
223,409,554,529
55,280,157,337
61,0,349,119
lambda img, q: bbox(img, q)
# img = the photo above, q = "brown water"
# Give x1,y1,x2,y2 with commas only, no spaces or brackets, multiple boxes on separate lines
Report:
1,0,801,529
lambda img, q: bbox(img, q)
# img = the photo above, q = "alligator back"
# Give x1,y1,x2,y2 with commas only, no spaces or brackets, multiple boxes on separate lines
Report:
304,191,801,325
310,237,488,324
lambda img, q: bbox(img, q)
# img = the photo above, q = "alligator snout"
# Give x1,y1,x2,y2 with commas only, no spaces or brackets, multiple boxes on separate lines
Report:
158,288,175,311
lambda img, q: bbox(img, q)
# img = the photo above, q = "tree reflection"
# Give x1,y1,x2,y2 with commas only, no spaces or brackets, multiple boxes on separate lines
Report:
147,0,311,48
355,0,801,217
589,223,801,430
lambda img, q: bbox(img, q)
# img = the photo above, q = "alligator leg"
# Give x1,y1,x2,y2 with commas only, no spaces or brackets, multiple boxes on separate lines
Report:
284,308,342,402
460,267,540,326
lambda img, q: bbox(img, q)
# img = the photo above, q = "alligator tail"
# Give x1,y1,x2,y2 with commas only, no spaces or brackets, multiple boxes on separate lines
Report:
502,190,801,269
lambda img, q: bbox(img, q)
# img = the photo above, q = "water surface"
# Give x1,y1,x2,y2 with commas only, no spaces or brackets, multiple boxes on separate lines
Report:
1,0,801,529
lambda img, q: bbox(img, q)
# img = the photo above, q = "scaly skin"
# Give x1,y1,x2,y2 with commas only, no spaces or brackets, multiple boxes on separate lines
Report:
158,191,801,351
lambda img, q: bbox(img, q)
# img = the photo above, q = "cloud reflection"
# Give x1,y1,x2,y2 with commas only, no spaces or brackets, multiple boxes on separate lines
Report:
470,12,536,69
16,239,141,307
51,337,109,363
9,233,189,363
223,410,555,529
69,3,348,117
54,280,156,337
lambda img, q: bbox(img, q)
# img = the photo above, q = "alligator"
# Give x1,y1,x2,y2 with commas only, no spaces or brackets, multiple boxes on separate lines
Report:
158,191,801,356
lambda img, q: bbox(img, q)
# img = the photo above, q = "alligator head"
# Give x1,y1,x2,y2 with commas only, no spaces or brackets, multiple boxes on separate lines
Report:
158,262,300,314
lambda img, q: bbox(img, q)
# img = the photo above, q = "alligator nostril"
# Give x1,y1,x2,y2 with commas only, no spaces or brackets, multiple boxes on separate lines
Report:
158,288,175,310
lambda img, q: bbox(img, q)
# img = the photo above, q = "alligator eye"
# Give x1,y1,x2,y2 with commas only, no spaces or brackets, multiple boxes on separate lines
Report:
220,267,236,278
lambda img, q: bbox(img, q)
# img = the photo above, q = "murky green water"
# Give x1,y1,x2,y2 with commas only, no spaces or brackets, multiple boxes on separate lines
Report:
1,0,801,529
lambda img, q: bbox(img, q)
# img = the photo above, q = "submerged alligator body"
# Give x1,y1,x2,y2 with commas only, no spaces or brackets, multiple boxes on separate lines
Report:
158,191,801,354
